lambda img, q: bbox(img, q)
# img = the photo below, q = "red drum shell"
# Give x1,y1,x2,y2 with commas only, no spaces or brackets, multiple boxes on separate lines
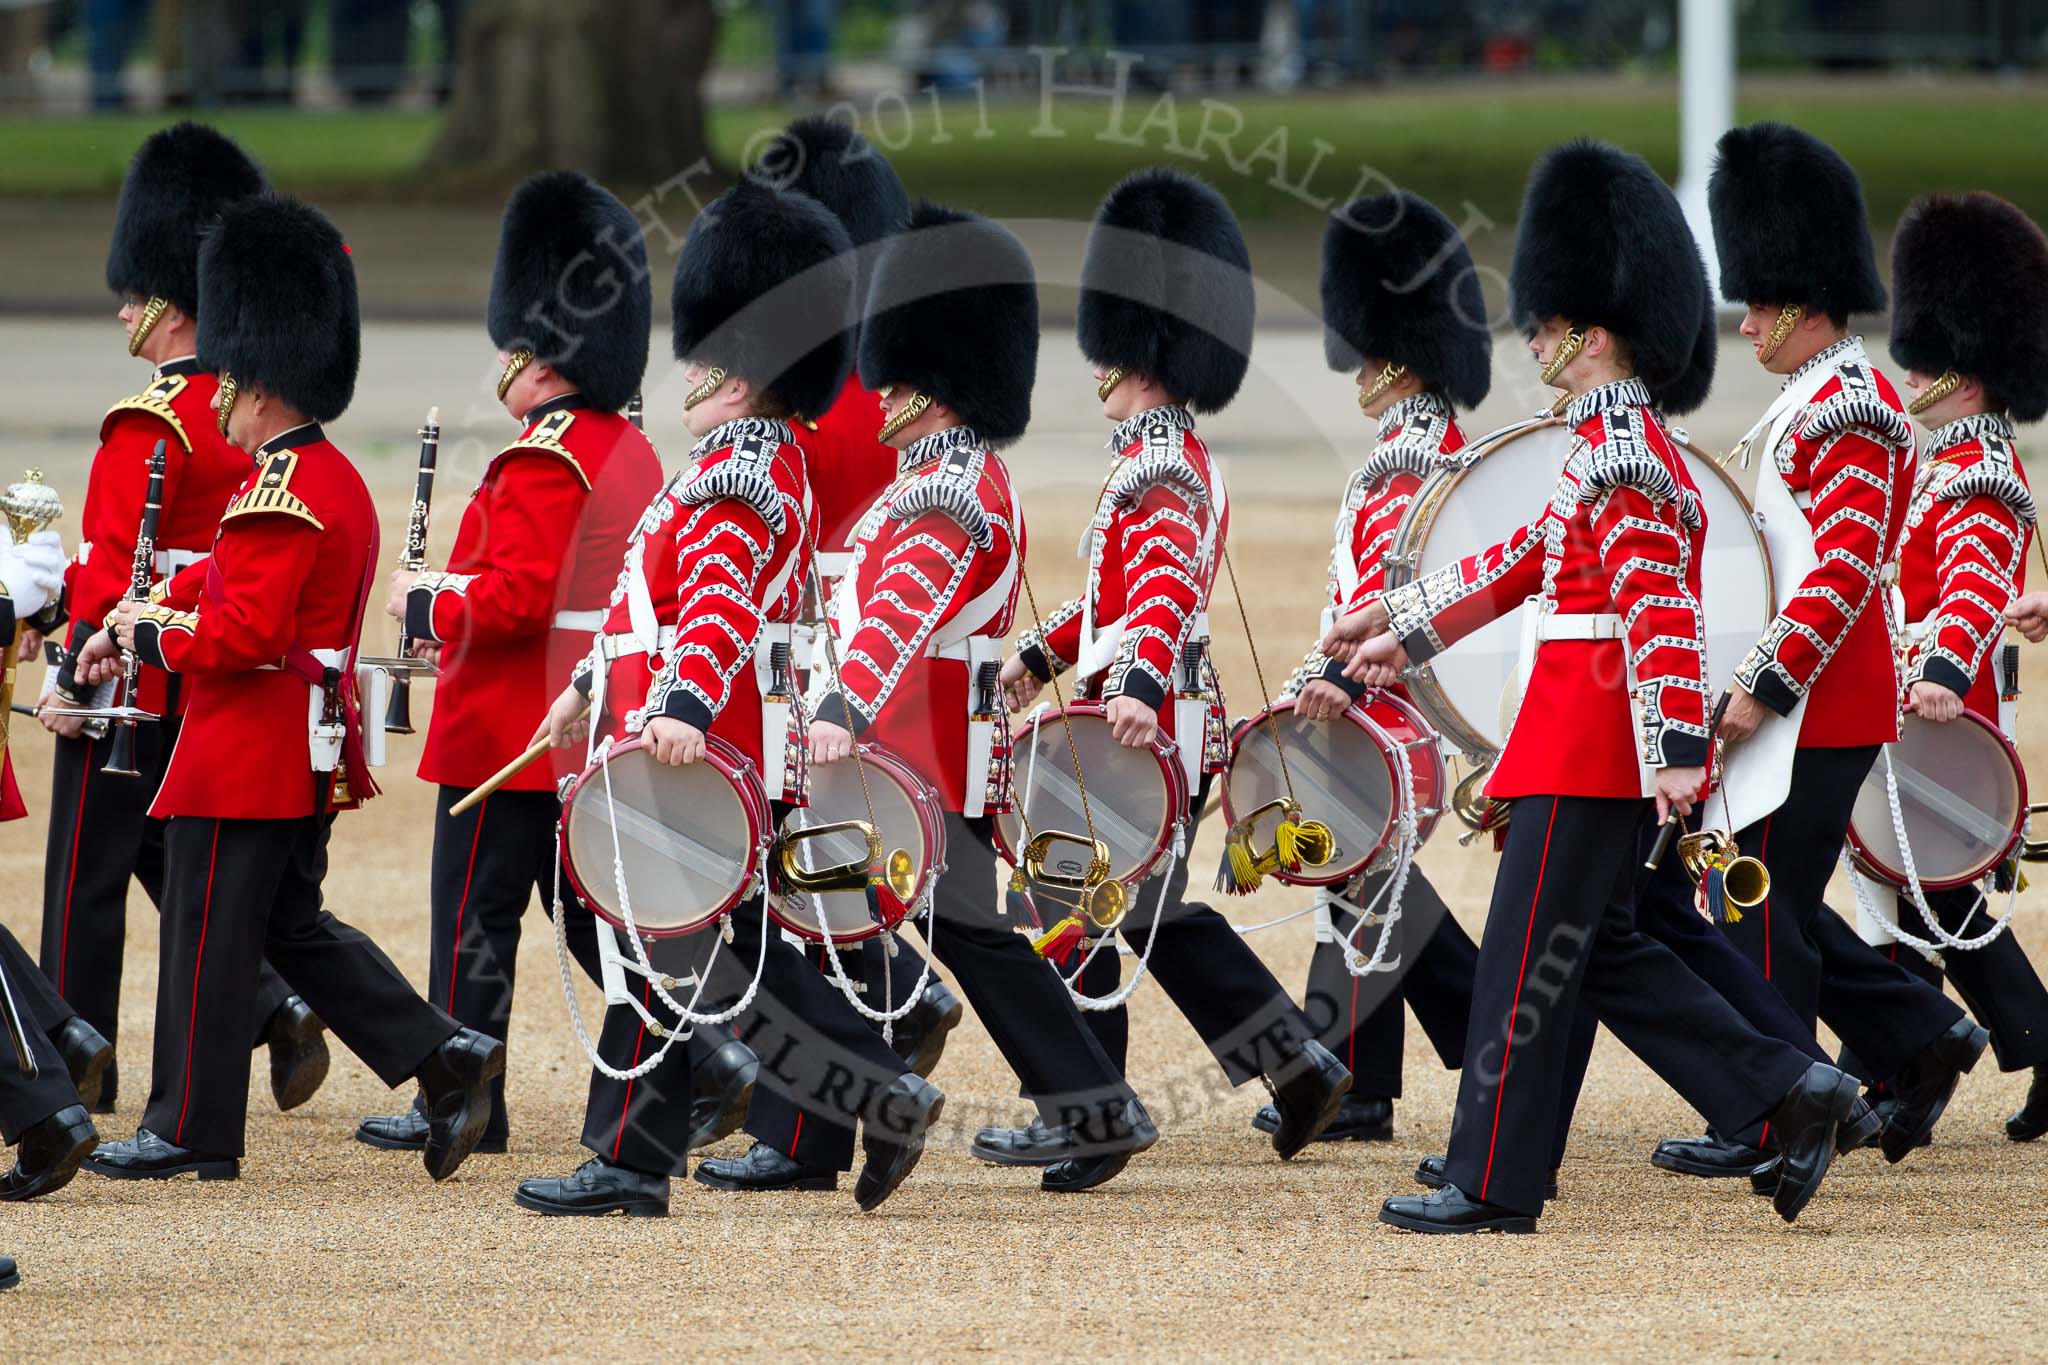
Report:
560,736,771,938
994,701,1187,886
1846,710,2026,891
1223,692,1447,887
770,743,947,944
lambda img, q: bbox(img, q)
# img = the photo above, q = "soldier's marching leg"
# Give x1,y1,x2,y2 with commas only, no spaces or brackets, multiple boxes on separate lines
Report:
0,918,110,1109
0,927,98,1203
1071,943,1128,1072
856,932,963,1077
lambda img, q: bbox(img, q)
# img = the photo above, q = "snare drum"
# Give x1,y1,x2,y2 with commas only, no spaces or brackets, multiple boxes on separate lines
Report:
1223,692,1447,886
771,744,946,944
1847,711,2027,890
1387,416,1774,760
995,701,1188,887
560,737,773,938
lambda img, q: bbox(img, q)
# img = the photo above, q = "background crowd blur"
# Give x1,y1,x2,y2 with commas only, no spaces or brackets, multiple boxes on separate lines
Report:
1,0,2044,116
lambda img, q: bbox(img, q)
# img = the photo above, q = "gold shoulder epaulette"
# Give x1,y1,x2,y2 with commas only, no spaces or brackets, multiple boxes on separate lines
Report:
222,450,324,529
100,373,193,452
495,409,591,491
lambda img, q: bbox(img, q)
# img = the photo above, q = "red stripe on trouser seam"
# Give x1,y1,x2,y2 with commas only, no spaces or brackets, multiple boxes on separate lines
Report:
173,822,222,1146
1479,798,1560,1205
611,978,654,1160
444,794,490,1007
55,741,95,993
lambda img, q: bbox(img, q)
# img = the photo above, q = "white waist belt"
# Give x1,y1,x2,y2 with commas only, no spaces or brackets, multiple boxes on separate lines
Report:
258,646,350,673
1534,611,1624,642
153,548,203,577
594,625,677,662
553,609,604,632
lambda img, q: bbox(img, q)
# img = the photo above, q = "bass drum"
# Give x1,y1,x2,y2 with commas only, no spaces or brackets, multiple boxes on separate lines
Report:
1847,711,2027,890
994,701,1188,888
771,744,946,944
560,737,772,938
1386,416,1774,761
1222,691,1447,887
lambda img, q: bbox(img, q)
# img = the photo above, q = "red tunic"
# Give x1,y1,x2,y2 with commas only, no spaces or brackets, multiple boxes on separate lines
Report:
1013,405,1227,762
1731,338,1915,748
409,395,661,790
1384,379,1711,799
814,423,1021,812
576,417,811,772
800,374,900,590
1897,412,2035,720
1286,391,1468,701
56,359,253,717
132,425,380,821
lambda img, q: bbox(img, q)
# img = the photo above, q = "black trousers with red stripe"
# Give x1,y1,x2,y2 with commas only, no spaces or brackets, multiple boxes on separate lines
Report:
144,814,458,1158
1073,781,1315,1086
1714,745,1964,1081
1843,887,2048,1076
40,721,292,1054
751,814,1142,1164
1302,869,1477,1100
1442,795,1814,1216
1549,814,1831,1156
0,925,84,1145
582,896,910,1176
428,784,603,1142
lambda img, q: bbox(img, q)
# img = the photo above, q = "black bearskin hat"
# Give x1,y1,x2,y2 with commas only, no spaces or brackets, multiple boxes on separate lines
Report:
1650,287,1719,417
1708,122,1886,318
1509,139,1707,399
859,202,1038,445
1077,168,1253,413
105,121,268,318
671,178,856,423
1321,191,1490,410
1890,192,2048,423
752,115,909,249
487,171,650,413
197,194,359,423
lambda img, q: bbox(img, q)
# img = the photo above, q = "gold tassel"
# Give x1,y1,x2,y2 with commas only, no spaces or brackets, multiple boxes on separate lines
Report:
1031,915,1087,963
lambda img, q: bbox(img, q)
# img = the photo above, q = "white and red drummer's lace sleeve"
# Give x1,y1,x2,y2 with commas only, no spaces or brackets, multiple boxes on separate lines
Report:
1586,469,1711,769
1381,513,1547,664
1908,466,2034,698
1734,391,1911,716
1101,461,1209,713
816,477,991,735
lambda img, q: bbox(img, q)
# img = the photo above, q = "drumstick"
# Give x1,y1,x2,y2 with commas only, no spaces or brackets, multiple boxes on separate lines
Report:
450,706,585,816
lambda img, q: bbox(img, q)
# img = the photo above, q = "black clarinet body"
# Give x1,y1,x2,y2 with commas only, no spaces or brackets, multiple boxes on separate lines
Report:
384,407,440,734
103,438,168,777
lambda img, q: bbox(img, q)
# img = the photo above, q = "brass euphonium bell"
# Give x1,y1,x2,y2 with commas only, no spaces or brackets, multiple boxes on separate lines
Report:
771,819,918,927
1677,829,1770,911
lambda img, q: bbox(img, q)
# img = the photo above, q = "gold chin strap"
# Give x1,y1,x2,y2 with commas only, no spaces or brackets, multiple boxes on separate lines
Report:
1908,368,1963,416
1357,361,1408,413
877,390,932,443
1757,303,1804,365
215,372,239,437
496,348,534,403
682,364,727,412
128,295,169,357
1539,326,1584,386
1095,366,1128,403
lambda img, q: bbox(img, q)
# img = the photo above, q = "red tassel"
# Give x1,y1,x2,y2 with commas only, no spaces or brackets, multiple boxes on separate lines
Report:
1031,915,1087,964
866,874,910,932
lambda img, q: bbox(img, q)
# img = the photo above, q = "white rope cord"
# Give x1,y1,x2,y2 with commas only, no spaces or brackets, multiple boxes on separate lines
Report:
1844,746,2020,956
1333,701,1418,977
811,881,939,1039
1058,833,1178,1011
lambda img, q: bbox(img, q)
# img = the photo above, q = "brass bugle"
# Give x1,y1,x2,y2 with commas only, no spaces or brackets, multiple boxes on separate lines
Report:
1241,797,1336,874
1677,830,1770,908
772,819,918,903
2021,802,2048,862
1021,829,1127,931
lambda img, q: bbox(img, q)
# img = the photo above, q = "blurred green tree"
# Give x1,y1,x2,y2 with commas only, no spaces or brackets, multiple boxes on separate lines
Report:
427,0,721,185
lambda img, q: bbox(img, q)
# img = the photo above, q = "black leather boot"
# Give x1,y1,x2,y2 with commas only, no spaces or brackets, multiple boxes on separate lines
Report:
1380,1183,1535,1234
889,981,964,1078
1883,1019,1989,1163
262,996,330,1113
413,1028,507,1182
693,1141,838,1192
84,1127,238,1181
2007,1065,2048,1142
1253,1093,1392,1143
514,1157,669,1217
56,1017,114,1115
1263,1040,1352,1160
687,1039,759,1152
1,1105,97,1201
1765,1062,1860,1223
854,1075,944,1211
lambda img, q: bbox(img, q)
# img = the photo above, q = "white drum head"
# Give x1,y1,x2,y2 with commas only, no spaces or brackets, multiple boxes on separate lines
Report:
1000,712,1173,884
564,747,757,932
1851,715,2024,885
1226,710,1393,881
777,757,929,940
1395,419,1773,759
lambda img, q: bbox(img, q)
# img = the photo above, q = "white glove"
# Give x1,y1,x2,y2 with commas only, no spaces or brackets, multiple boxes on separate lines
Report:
0,525,67,620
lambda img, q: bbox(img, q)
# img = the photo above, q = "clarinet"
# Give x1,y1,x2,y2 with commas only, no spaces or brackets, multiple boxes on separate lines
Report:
384,406,440,734
102,439,167,777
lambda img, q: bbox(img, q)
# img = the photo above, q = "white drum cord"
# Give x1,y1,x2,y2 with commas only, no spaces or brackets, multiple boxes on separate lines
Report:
1334,699,1419,978
549,736,774,1082
809,877,940,1044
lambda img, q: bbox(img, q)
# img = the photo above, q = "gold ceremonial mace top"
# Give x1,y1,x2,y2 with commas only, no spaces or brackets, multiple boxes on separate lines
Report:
0,470,66,758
